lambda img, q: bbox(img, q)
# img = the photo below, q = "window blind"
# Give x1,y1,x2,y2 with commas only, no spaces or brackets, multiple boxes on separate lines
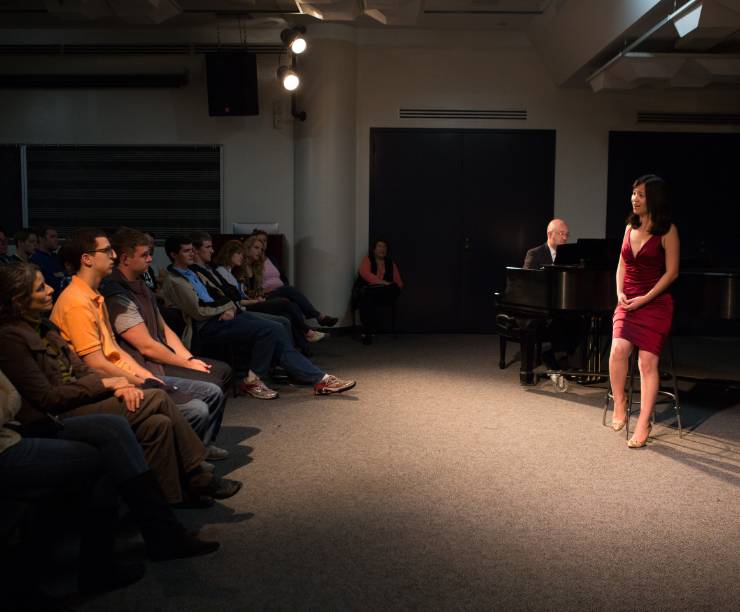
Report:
27,145,221,239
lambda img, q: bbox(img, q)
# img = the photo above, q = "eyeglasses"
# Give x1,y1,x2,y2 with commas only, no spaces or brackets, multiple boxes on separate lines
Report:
86,246,115,256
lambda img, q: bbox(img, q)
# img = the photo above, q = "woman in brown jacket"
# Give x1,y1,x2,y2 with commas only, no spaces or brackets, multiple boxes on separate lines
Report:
0,263,239,505
2,369,220,602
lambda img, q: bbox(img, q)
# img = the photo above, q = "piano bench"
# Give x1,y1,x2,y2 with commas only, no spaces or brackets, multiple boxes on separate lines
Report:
495,314,541,371
602,337,683,439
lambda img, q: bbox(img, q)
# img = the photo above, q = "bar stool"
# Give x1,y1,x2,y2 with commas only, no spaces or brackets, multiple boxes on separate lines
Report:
602,336,683,439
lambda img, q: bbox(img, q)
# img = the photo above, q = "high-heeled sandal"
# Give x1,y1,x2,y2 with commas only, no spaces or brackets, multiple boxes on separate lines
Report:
611,418,628,432
627,424,652,448
611,398,628,431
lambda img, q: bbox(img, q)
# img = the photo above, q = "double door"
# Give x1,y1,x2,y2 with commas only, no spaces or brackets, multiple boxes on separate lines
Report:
370,128,555,333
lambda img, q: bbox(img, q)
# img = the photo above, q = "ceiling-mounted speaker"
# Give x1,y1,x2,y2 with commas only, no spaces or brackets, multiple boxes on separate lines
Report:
206,52,259,117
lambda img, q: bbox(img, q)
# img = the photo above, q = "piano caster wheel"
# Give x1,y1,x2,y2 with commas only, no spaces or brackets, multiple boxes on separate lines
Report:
550,373,568,393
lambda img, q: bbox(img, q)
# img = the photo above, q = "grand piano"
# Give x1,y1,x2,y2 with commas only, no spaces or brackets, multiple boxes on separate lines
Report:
495,240,740,385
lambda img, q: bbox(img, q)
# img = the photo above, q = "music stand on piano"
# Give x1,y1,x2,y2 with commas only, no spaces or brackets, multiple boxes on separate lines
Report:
555,239,621,267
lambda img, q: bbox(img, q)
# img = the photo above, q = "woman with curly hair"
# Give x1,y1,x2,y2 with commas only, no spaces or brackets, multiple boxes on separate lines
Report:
252,229,339,327
214,237,325,347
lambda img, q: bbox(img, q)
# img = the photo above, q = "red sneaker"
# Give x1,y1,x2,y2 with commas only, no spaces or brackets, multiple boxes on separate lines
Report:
314,375,356,396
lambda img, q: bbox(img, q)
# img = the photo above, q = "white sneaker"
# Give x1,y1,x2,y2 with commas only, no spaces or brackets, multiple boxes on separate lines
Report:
306,330,327,343
549,373,568,393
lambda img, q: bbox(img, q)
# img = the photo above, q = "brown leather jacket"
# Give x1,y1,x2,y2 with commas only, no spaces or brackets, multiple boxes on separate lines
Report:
0,318,109,424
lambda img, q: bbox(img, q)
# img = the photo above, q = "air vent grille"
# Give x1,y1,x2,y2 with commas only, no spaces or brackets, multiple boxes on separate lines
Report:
637,112,740,125
400,108,527,120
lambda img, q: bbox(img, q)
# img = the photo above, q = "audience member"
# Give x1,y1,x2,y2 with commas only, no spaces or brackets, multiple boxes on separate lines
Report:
215,237,324,347
252,229,339,327
102,228,230,460
355,239,404,345
189,233,293,343
0,263,240,506
11,228,38,263
30,224,66,295
51,228,226,454
210,238,294,338
1,368,219,606
212,239,250,299
162,234,356,398
141,231,159,292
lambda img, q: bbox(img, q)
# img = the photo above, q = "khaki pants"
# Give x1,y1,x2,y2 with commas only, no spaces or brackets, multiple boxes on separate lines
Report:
63,389,206,503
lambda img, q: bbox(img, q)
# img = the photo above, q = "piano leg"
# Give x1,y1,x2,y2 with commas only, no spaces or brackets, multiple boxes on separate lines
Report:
519,327,538,385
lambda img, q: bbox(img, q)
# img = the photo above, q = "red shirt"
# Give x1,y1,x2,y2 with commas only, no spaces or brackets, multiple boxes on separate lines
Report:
358,256,404,289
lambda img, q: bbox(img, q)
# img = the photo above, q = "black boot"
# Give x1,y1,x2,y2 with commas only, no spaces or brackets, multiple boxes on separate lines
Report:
77,505,146,594
118,471,220,562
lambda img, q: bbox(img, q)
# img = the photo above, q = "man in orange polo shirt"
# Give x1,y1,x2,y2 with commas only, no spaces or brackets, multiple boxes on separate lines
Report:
51,232,153,383
50,228,232,466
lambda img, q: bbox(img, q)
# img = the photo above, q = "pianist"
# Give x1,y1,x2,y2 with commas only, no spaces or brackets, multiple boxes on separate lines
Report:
523,219,570,269
520,219,577,373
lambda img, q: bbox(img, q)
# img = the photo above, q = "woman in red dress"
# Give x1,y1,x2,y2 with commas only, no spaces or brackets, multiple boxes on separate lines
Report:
610,175,680,448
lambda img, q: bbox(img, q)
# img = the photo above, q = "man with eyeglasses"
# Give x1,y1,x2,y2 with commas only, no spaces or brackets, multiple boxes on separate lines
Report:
523,218,570,269
50,228,240,500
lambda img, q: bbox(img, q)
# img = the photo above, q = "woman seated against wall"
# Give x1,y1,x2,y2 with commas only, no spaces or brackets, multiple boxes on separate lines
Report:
354,239,404,345
214,238,326,348
0,263,237,508
251,229,339,328
1,366,218,607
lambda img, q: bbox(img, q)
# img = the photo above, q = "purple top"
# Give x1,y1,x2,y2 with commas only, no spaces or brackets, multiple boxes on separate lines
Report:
262,258,284,292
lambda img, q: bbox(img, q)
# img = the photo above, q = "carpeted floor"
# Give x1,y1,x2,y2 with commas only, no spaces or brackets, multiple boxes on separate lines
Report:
77,334,740,611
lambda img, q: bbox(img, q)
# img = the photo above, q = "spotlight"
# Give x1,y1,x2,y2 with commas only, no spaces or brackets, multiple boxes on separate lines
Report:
281,26,307,54
277,65,300,91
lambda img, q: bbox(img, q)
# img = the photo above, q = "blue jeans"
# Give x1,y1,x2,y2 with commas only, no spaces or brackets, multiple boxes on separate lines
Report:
162,376,224,446
268,285,320,319
249,311,292,338
201,312,325,384
0,414,148,494
267,314,325,383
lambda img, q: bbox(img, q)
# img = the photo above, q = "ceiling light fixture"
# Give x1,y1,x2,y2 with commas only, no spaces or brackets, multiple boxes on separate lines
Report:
277,65,300,91
281,26,308,55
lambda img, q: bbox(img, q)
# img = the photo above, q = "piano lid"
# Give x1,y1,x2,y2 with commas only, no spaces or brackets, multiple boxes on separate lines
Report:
500,266,616,313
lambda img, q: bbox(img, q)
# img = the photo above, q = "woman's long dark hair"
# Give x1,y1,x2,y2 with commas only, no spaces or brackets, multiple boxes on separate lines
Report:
627,174,671,236
368,239,390,259
368,239,394,281
0,263,40,324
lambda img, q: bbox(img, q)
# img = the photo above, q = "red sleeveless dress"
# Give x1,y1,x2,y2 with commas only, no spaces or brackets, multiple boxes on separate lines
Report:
612,228,673,356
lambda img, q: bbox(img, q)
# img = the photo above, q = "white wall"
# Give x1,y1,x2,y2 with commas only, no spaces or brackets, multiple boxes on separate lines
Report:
352,27,740,261
1,24,739,311
0,52,296,275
